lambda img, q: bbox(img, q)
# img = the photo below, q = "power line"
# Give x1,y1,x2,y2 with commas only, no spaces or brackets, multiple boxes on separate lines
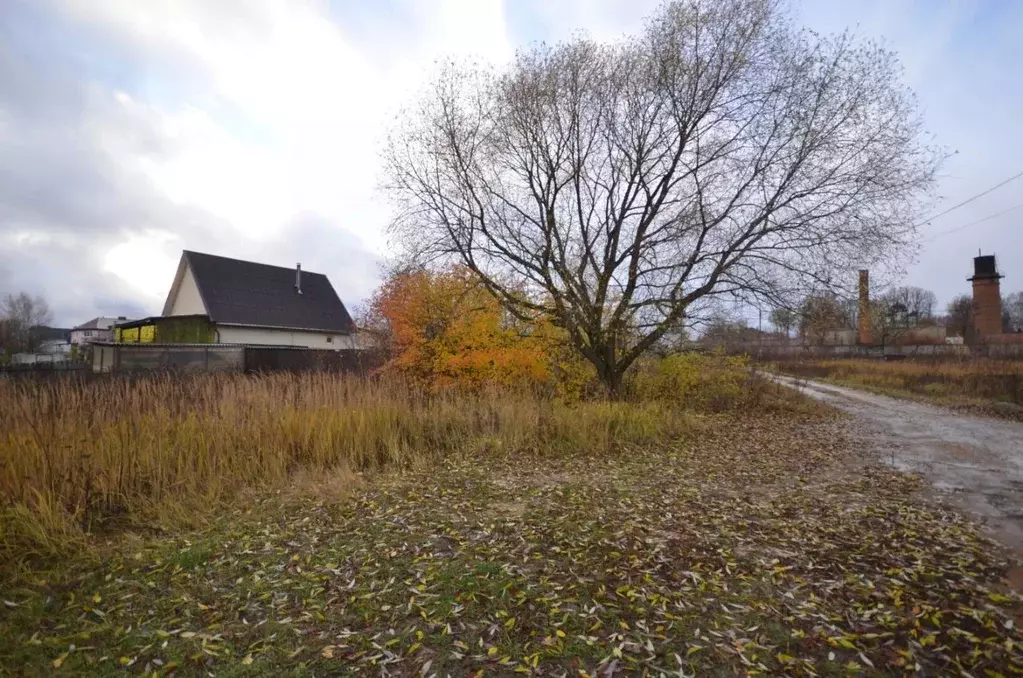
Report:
914,168,1023,228
922,202,1023,242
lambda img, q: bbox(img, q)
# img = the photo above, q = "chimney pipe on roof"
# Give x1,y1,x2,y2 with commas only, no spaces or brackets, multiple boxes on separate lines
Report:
295,263,303,295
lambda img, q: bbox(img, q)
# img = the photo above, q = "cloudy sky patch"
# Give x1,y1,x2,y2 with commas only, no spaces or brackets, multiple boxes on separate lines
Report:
1,0,1020,325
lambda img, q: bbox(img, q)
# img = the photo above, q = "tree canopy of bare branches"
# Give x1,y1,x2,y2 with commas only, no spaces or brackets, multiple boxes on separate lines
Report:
769,307,796,337
797,294,850,344
945,295,973,340
384,0,941,392
0,292,53,353
880,286,936,322
1005,291,1023,332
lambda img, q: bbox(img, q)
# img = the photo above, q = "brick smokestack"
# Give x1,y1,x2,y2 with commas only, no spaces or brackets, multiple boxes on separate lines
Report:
858,269,873,345
969,254,1003,340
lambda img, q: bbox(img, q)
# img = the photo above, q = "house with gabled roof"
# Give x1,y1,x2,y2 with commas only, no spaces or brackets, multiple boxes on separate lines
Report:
71,317,132,345
113,250,357,349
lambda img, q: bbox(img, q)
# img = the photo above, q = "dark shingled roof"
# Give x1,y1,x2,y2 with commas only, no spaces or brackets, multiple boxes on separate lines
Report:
183,251,355,333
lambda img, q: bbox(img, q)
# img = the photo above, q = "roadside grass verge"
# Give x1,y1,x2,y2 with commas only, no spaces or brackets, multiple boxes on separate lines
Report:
1,414,1018,676
774,358,1023,419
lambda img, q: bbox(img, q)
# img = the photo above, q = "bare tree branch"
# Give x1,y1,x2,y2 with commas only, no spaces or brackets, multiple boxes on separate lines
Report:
383,0,942,393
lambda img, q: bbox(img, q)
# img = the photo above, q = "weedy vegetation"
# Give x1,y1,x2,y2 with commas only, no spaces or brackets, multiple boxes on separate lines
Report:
2,356,1021,676
0,354,766,567
775,358,1023,419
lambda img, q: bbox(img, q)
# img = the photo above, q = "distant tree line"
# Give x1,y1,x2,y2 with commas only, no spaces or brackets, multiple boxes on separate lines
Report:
700,284,1023,347
765,285,939,345
0,292,54,355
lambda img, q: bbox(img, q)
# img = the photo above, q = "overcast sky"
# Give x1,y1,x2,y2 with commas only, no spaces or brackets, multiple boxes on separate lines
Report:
1,0,1021,326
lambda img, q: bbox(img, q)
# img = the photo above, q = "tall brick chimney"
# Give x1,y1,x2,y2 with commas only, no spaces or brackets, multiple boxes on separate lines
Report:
969,254,1003,341
857,269,873,345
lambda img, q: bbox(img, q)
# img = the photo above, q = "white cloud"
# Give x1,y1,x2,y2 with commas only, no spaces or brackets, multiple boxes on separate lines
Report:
3,0,1021,325
42,0,514,321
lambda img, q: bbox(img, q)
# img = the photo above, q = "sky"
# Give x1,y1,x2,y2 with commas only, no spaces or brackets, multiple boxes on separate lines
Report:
1,0,1021,327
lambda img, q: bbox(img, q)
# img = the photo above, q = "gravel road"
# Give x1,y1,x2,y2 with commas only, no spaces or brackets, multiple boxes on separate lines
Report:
772,374,1023,557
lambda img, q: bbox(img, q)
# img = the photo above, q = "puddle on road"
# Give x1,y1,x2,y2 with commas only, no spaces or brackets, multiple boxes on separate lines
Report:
771,374,1023,559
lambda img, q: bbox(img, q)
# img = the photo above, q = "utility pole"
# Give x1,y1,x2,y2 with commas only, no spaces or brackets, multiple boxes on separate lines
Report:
757,306,763,362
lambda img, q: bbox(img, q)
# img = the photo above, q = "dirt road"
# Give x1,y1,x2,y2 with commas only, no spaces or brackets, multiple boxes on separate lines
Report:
772,374,1023,557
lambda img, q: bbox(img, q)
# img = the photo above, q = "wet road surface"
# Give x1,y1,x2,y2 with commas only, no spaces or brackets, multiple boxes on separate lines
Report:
771,374,1023,557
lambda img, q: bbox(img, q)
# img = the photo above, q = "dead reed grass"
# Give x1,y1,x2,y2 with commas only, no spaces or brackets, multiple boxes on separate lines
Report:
776,358,1023,408
1,366,776,564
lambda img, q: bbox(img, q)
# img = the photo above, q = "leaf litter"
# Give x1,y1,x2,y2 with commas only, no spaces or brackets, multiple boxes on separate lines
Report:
1,413,1020,676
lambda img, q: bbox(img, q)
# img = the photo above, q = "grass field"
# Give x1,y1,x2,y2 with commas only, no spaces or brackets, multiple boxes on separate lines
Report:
1,369,744,568
775,358,1023,419
2,413,1020,675
1,364,1021,675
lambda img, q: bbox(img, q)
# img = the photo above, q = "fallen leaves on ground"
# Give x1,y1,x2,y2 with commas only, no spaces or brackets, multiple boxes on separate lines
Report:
1,413,1020,676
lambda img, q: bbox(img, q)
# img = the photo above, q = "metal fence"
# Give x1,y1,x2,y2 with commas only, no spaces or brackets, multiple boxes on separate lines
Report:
91,343,381,374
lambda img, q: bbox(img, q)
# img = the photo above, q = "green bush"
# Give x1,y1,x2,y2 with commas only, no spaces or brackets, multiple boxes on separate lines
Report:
630,352,753,410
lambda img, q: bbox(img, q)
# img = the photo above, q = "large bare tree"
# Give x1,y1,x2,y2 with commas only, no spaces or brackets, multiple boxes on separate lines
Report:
384,0,941,392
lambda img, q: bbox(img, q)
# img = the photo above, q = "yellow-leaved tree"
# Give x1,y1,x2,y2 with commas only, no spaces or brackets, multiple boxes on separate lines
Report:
365,266,590,393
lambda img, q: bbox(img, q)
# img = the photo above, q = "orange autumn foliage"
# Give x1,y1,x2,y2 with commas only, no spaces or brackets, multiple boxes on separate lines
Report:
367,267,586,391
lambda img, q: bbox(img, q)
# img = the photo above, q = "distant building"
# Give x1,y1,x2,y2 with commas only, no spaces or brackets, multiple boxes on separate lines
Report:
38,338,72,355
968,255,1003,341
113,250,357,349
71,317,131,345
966,254,1023,346
819,328,858,346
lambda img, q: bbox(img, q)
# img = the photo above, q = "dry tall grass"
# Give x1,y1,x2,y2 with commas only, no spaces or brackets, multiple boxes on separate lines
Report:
777,358,1023,407
1,359,779,564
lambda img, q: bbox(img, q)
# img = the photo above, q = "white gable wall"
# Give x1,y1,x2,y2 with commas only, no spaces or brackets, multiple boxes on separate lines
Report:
168,263,206,316
216,326,356,349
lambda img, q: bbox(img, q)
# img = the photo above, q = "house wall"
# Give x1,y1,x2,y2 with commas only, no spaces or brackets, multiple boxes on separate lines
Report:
168,263,206,315
893,325,947,345
39,340,72,355
216,326,356,349
116,316,215,344
94,344,117,373
71,328,112,345
821,329,858,346
90,344,372,374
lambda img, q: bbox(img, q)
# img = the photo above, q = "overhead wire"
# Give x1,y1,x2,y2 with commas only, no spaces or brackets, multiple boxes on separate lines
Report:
913,168,1023,228
921,202,1023,242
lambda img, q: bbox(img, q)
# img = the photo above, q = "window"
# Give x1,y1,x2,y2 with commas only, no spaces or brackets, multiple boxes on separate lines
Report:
326,336,333,344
